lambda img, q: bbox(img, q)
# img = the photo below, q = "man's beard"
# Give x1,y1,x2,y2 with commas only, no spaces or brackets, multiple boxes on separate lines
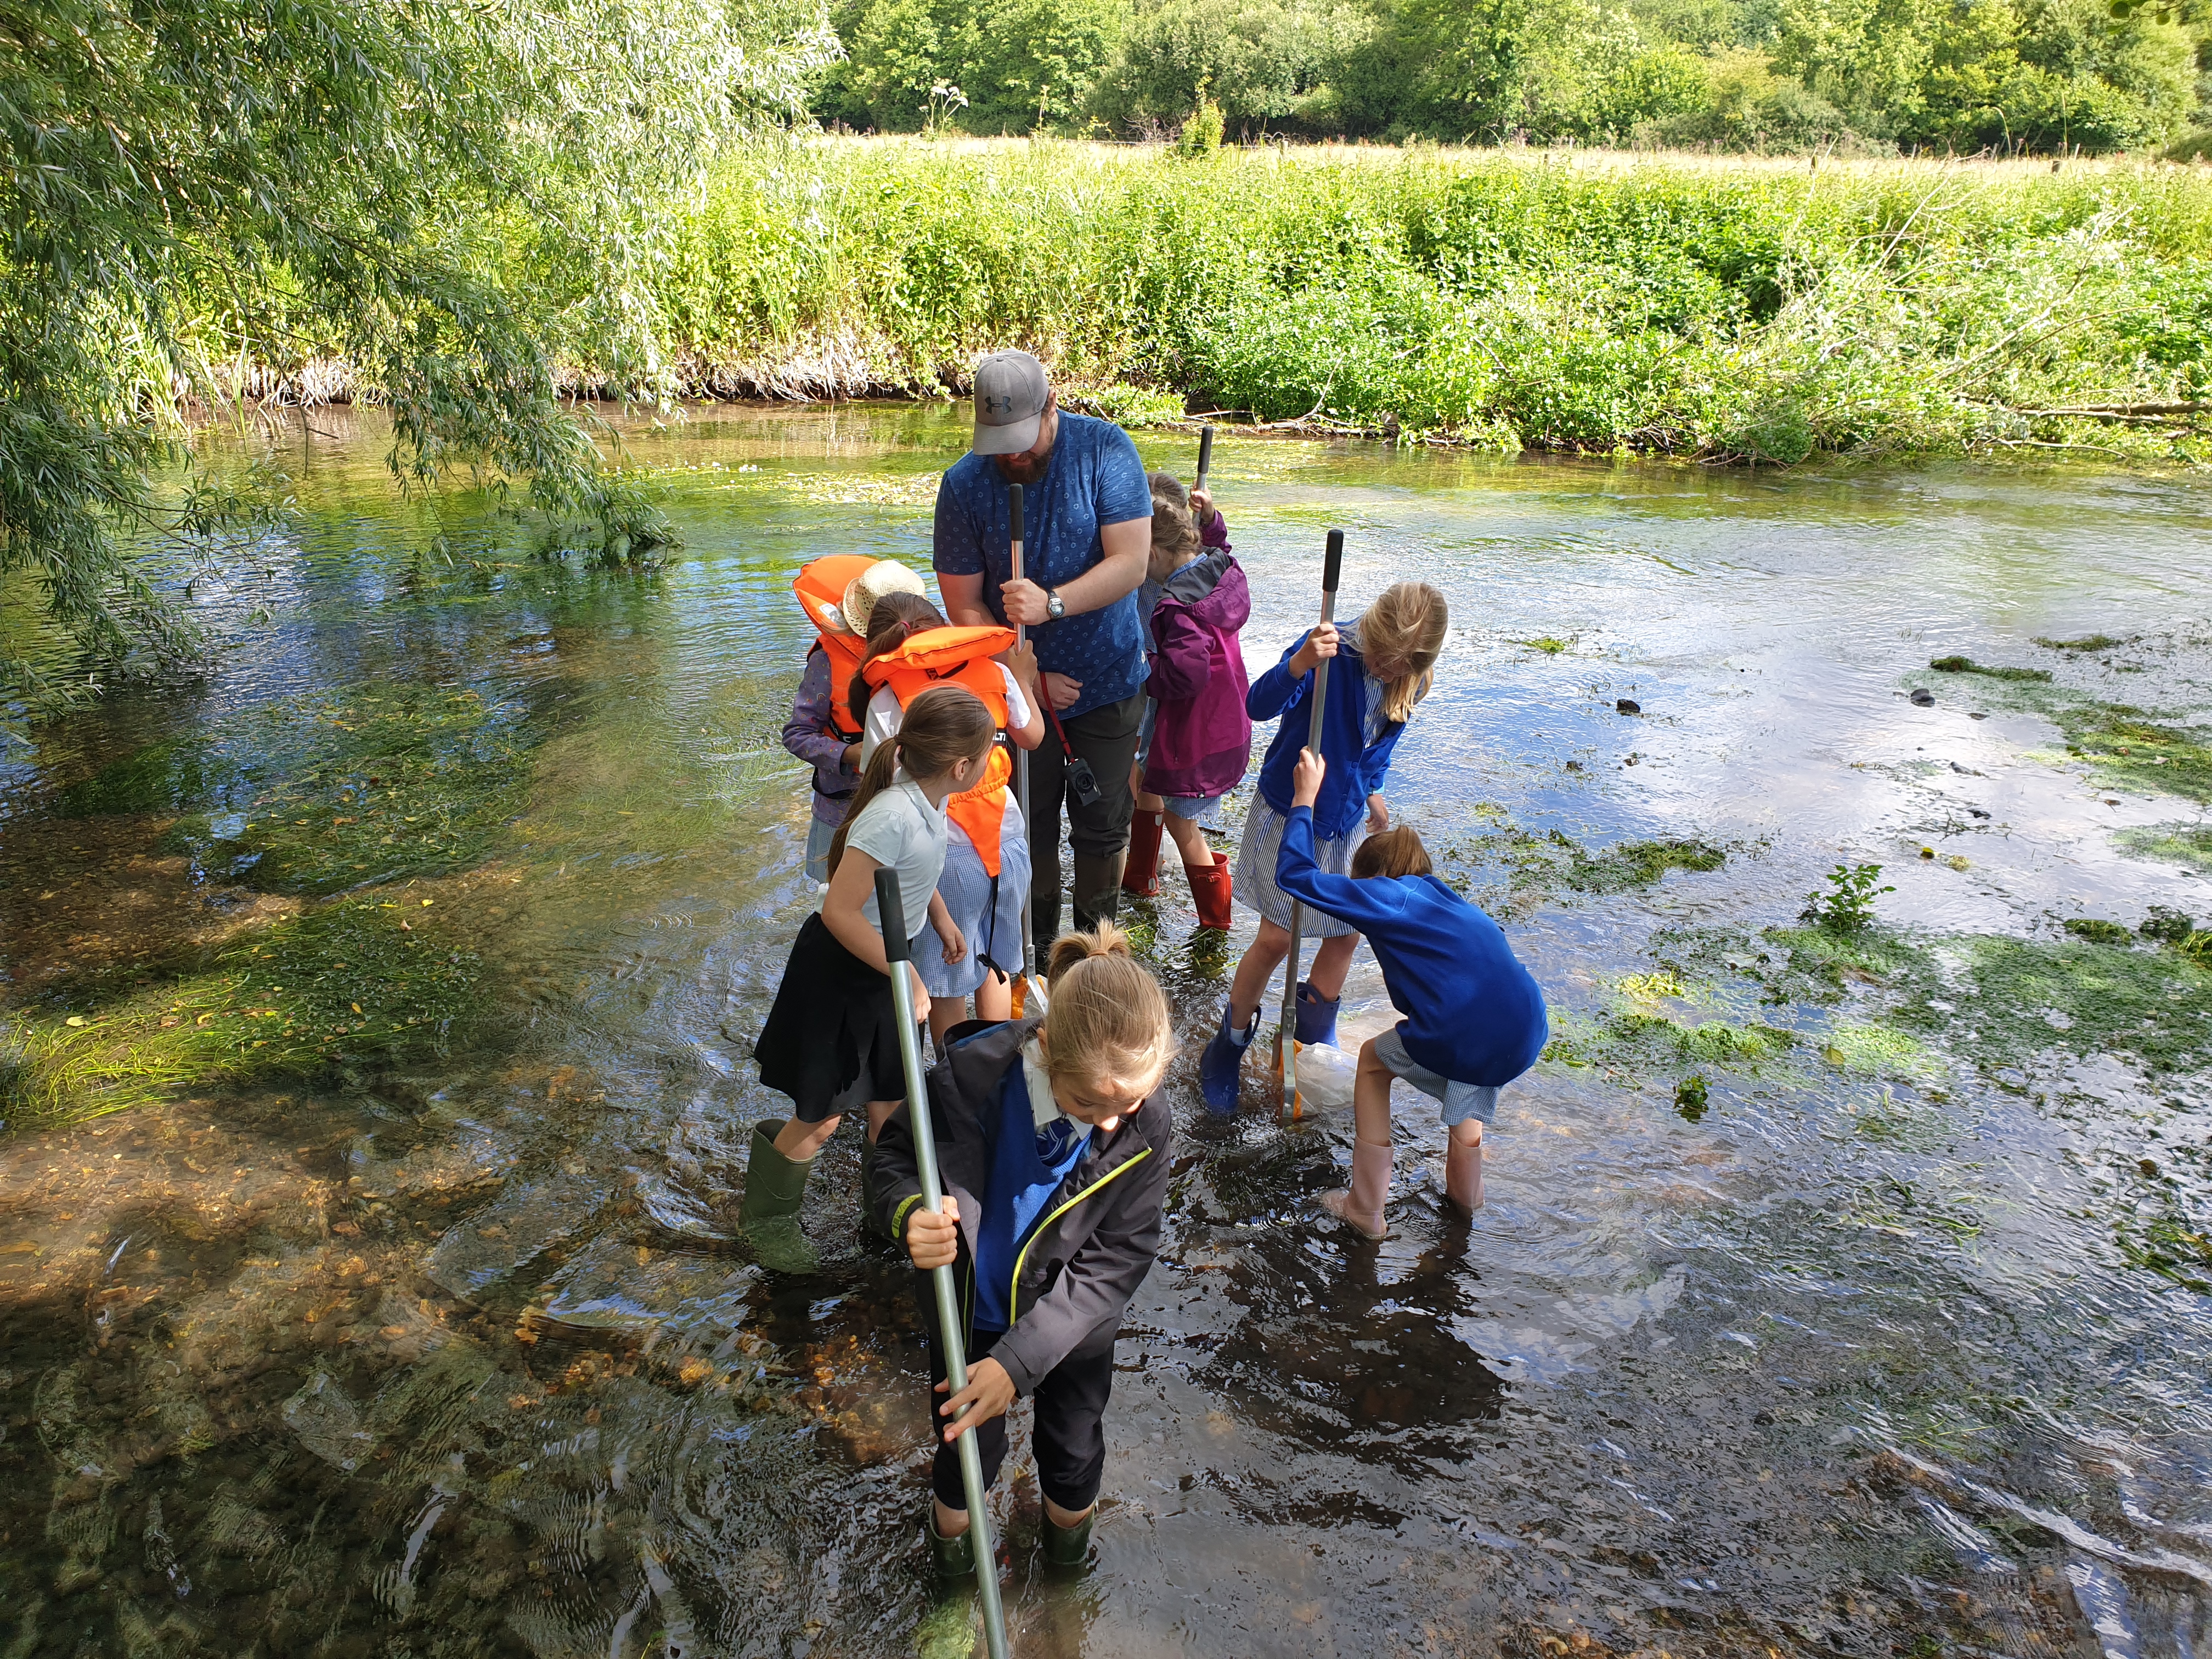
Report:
995,452,1048,484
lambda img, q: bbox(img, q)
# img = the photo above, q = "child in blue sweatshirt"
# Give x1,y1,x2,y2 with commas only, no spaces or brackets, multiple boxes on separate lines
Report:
1277,748,1548,1235
1200,580,1449,1110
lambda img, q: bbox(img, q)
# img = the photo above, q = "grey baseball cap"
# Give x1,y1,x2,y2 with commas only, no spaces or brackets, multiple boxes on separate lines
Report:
971,349,1049,456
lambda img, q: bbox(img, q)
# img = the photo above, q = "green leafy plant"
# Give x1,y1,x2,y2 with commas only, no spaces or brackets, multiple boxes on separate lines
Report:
1802,864,1893,932
1178,89,1226,155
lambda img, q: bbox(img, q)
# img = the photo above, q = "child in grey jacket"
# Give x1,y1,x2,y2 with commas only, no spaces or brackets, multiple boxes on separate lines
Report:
874,924,1175,1575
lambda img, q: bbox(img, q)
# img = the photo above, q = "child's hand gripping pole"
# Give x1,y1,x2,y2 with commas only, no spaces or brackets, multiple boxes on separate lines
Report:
1276,528,1345,1120
876,869,1013,1659
1007,484,1045,1017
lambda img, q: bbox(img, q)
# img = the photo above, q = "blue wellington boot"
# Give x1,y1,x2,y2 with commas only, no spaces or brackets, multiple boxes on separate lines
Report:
1199,1005,1256,1114
1294,981,1340,1048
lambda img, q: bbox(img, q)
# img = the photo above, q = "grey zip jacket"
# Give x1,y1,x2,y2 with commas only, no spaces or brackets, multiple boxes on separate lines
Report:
873,1018,1172,1395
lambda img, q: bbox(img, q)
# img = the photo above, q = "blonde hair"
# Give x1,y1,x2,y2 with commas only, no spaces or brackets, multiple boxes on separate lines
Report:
1037,923,1176,1096
825,684,996,877
1352,824,1433,879
1358,582,1448,725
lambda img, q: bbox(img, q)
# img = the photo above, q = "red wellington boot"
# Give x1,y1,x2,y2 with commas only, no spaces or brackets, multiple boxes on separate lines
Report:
1187,851,1234,929
1122,810,1165,899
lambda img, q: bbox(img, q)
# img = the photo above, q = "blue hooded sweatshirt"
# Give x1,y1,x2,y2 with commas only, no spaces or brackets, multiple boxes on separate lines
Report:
1246,630,1408,841
1277,806,1549,1087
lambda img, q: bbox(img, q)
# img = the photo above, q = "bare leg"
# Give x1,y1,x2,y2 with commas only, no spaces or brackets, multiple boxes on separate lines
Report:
1445,1117,1484,1210
1307,931,1360,1000
1135,783,1164,814
774,1114,840,1160
1044,1497,1094,1528
927,997,963,1049
973,970,1012,1024
934,1496,969,1537
864,1099,898,1143
1351,1039,1395,1148
1164,812,1212,869
1227,918,1292,1029
1318,1037,1395,1235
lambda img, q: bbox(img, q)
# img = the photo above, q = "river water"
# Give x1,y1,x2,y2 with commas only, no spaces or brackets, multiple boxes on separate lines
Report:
3,404,2209,1658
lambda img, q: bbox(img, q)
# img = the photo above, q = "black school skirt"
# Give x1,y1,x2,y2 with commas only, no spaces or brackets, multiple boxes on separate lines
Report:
753,912,909,1122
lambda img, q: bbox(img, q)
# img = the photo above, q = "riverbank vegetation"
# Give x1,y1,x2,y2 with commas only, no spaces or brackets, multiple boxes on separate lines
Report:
653,143,2212,465
815,0,2210,158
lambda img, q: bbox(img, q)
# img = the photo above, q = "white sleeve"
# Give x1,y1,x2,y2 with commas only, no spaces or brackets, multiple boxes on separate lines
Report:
861,686,902,767
998,664,1031,731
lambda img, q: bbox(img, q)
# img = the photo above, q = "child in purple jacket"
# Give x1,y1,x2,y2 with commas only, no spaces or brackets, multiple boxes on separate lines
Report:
1122,474,1251,927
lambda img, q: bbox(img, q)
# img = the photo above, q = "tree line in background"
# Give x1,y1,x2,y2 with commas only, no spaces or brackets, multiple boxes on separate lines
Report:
811,0,2211,154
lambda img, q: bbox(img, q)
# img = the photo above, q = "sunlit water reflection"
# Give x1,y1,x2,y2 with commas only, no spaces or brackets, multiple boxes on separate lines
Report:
3,405,2209,1657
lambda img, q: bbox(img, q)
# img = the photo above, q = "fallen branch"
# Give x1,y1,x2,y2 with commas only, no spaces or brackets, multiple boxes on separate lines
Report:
2012,401,2212,419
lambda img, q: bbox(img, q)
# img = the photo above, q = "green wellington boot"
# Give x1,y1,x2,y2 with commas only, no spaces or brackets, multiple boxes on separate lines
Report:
740,1119,820,1274
927,1509,977,1579
1042,1506,1095,1568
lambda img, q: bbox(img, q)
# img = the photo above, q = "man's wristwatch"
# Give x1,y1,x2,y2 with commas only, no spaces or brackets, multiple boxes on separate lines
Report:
1045,588,1066,621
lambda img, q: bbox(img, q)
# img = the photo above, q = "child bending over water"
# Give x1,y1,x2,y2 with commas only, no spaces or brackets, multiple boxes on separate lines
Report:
1280,748,1548,1234
875,924,1175,1575
746,685,999,1273
1200,580,1449,1110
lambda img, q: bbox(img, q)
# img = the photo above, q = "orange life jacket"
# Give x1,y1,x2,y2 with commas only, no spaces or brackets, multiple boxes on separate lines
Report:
793,555,879,741
861,625,1020,877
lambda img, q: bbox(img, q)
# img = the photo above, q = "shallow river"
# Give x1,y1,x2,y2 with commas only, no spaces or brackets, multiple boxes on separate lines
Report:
3,405,2210,1658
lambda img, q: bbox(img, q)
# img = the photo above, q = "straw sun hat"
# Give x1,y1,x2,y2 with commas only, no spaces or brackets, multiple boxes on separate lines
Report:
840,560,927,636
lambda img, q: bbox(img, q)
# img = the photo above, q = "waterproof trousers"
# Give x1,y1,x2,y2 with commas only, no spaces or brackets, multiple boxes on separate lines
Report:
928,1323,1118,1516
1026,692,1143,958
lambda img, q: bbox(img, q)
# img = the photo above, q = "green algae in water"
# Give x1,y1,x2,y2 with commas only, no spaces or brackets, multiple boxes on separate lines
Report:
2063,918,2136,946
1544,1007,1796,1073
1886,934,2212,1075
2033,634,2137,653
2115,822,2212,873
1655,922,1925,1007
1446,812,1731,912
1909,659,2212,805
57,683,540,895
1823,1020,1944,1080
1927,656,2052,682
2,898,481,1126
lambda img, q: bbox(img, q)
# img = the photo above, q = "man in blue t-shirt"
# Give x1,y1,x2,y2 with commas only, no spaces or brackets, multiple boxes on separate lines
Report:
934,350,1153,956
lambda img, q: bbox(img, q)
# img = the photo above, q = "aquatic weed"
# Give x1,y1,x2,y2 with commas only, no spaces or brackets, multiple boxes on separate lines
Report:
1444,816,1731,912
1799,863,1894,932
58,684,542,895
2114,823,2212,874
1927,656,2052,682
1886,934,2212,1075
1907,661,2212,804
2033,634,2136,653
2,898,482,1126
2062,917,2135,946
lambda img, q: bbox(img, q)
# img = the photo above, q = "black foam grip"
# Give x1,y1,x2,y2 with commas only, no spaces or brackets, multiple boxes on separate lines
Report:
1009,483,1024,545
875,868,910,962
1197,426,1214,476
1322,528,1345,593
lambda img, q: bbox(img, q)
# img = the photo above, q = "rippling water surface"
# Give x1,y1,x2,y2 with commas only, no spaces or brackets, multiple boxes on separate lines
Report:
3,405,2210,1658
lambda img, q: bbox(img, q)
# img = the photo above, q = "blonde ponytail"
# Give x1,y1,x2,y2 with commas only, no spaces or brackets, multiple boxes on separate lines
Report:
1037,923,1176,1097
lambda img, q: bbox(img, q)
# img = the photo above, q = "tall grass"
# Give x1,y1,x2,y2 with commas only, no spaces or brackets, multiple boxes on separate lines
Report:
651,138,2212,462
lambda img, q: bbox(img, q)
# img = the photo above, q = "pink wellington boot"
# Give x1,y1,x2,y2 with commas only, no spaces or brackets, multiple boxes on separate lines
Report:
1318,1139,1392,1238
1445,1136,1483,1212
